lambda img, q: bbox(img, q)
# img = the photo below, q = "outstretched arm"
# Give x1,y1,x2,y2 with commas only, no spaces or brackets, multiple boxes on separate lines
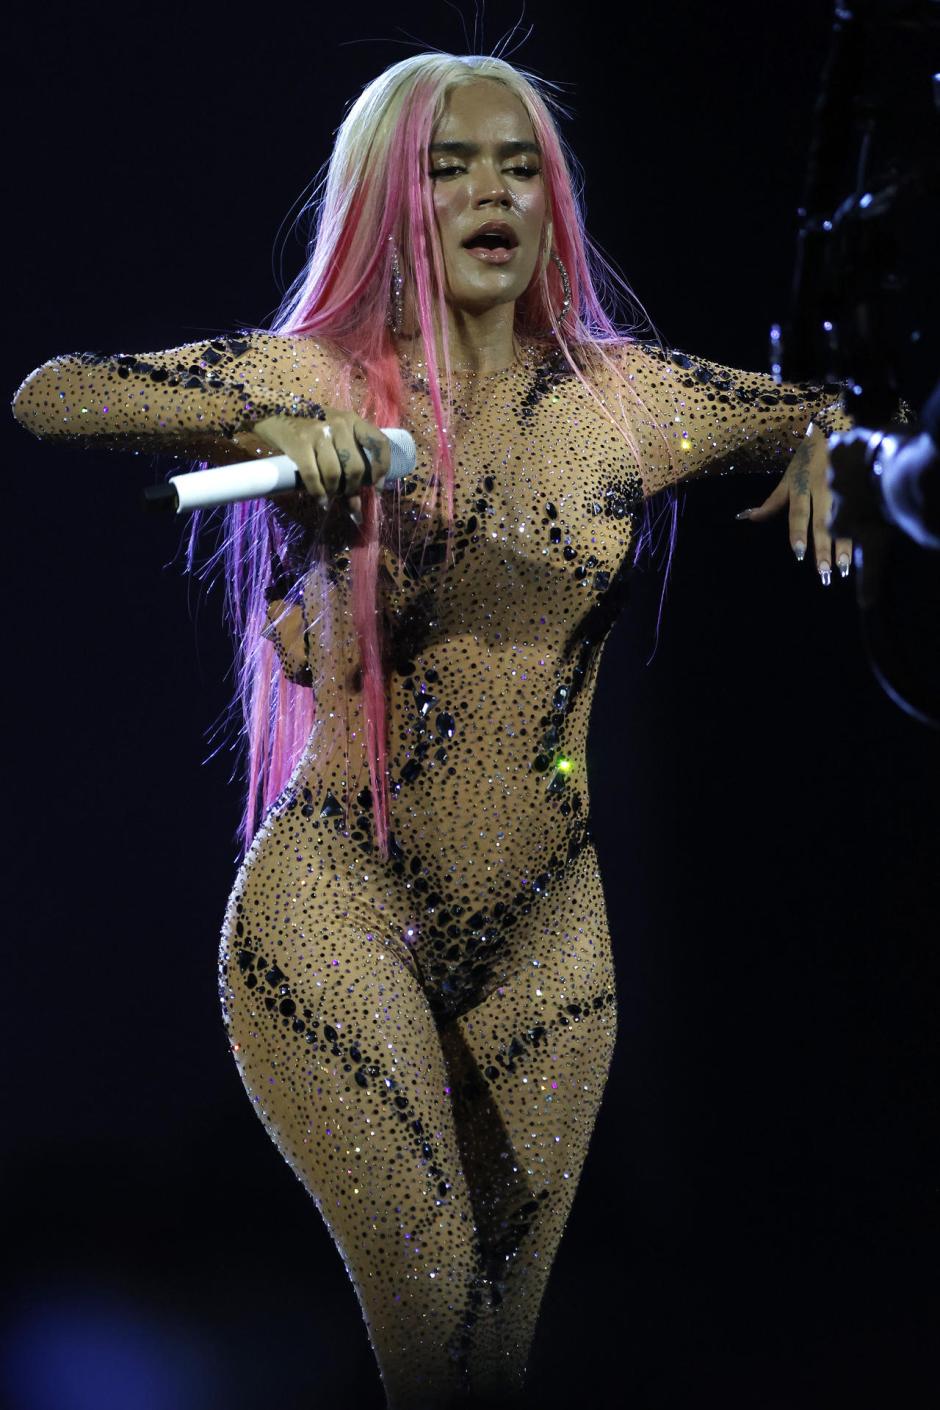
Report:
11,328,354,682
595,339,876,582
10,329,336,461
601,339,854,498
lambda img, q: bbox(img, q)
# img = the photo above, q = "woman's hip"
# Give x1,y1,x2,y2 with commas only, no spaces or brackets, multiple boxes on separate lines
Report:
218,795,612,1028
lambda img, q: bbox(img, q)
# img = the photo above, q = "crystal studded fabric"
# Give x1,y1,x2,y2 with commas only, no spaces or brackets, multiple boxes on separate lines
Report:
11,329,852,1402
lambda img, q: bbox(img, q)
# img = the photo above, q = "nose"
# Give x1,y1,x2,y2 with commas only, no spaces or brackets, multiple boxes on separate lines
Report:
471,165,512,208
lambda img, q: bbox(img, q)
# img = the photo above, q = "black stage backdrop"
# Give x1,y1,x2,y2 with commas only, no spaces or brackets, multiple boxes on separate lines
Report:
4,3,938,1408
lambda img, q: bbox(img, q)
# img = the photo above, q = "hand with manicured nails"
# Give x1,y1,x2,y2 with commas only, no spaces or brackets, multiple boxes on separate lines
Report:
252,407,392,527
735,422,853,587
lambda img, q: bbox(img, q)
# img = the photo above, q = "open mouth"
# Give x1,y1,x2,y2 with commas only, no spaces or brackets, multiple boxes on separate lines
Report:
461,231,519,264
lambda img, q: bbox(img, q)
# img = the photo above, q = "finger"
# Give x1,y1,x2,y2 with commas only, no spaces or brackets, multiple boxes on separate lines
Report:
812,484,834,585
313,423,343,498
291,439,327,504
330,421,369,493
355,423,392,487
738,473,790,523
781,439,816,561
811,436,850,584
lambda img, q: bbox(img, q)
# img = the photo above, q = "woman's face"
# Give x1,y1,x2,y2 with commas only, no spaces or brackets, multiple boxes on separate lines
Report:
427,79,547,318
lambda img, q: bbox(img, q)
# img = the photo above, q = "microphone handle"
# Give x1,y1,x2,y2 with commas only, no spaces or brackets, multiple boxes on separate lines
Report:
142,427,415,514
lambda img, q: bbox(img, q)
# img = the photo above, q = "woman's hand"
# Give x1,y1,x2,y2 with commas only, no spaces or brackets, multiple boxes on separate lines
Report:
735,424,853,586
252,407,392,527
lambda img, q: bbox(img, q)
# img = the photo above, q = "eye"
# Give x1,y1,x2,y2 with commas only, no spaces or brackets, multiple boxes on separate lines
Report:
428,163,541,180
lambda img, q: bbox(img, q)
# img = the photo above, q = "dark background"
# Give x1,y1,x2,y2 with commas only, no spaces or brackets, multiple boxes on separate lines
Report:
3,2,938,1408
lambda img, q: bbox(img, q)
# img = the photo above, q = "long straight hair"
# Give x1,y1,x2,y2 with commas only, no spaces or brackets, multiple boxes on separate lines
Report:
188,52,681,861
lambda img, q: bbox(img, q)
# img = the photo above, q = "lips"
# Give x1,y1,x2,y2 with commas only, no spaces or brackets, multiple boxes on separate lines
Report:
461,221,519,251
460,221,520,266
463,244,517,264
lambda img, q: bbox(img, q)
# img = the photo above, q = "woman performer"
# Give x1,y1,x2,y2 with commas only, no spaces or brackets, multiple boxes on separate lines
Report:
11,51,853,1410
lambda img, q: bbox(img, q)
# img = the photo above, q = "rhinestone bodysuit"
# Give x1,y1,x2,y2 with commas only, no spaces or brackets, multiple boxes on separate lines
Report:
12,329,852,1402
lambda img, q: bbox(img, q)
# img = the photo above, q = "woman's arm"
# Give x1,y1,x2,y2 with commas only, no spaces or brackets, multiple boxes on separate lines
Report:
603,339,855,499
10,330,337,460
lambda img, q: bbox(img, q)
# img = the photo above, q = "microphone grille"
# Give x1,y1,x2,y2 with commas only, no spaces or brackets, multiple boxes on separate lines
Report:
383,428,416,482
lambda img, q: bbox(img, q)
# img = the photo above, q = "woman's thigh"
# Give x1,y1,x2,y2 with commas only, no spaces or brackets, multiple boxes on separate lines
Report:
436,845,618,1387
218,818,495,1407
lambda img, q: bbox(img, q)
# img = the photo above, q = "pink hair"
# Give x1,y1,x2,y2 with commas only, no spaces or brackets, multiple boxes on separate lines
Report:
187,52,681,861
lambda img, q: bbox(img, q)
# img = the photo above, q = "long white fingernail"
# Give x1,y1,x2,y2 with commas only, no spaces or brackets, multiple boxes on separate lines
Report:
793,540,806,561
317,495,329,511
837,553,850,577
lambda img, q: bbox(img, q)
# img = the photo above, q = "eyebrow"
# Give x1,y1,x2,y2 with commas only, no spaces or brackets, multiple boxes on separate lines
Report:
428,140,541,157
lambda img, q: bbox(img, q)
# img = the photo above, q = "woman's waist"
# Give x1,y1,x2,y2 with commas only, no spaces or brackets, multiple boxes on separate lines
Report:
269,751,593,885
309,636,596,776
293,731,588,833
303,696,592,801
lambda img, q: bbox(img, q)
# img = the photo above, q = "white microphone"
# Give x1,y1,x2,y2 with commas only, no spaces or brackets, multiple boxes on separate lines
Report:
142,428,416,513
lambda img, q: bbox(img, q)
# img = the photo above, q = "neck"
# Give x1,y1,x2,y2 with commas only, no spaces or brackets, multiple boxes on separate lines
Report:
395,302,520,374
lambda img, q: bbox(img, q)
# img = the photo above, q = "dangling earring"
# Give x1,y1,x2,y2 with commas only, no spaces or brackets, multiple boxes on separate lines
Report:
386,236,404,337
534,250,572,336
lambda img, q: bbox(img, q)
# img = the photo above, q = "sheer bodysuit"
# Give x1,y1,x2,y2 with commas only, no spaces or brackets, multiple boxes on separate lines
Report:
12,331,850,1406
